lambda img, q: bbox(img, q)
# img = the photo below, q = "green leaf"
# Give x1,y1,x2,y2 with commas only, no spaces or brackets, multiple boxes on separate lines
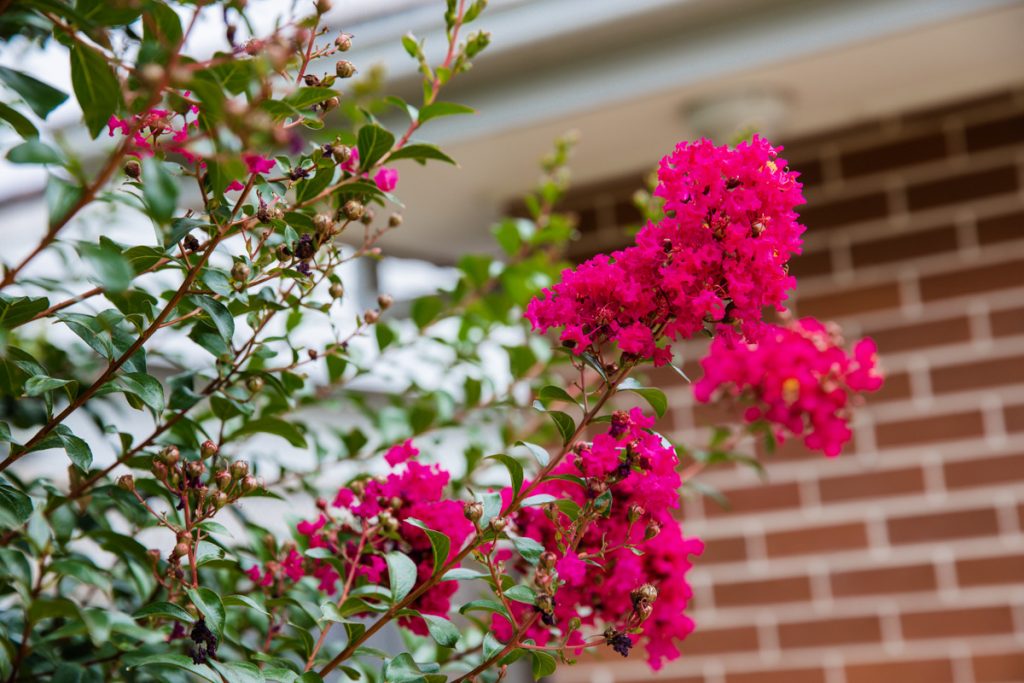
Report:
186,587,225,637
207,661,266,683
283,87,338,109
441,568,488,581
0,66,68,119
192,295,234,341
521,494,556,507
58,430,92,471
133,601,195,623
0,294,49,330
46,174,83,228
478,490,503,527
6,139,62,165
142,157,179,224
0,423,10,443
319,601,348,624
404,518,450,576
417,101,474,124
115,372,165,413
504,584,536,605
24,375,73,397
69,45,121,138
387,144,456,166
618,378,668,417
128,654,219,682
489,454,524,498
0,101,38,138
511,536,545,565
0,480,33,529
531,650,557,680
385,551,417,604
383,653,424,683
420,613,460,648
79,239,133,292
538,385,579,409
410,295,444,328
228,417,307,448
547,410,575,445
515,441,549,466
356,123,395,170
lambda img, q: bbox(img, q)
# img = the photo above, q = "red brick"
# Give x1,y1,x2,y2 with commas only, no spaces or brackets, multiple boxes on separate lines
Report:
788,249,832,278
799,191,889,231
818,466,925,503
956,552,1024,588
931,355,1024,393
792,158,824,188
978,209,1024,246
901,604,1014,639
798,282,902,318
845,657,954,683
726,669,825,683
887,507,999,545
991,306,1024,337
944,452,1024,489
872,371,912,403
703,481,801,517
699,535,749,565
920,258,1024,302
974,652,1024,683
778,614,882,648
766,522,868,558
714,575,812,607
1006,403,1024,432
680,625,759,655
906,165,1018,211
841,132,948,178
831,563,937,597
875,410,985,448
902,91,1016,125
851,224,958,268
966,112,1024,152
864,315,972,353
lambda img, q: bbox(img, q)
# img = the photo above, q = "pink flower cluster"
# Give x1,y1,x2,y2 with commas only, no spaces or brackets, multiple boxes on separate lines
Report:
694,317,884,456
339,147,400,192
247,442,472,635
107,101,201,163
495,408,704,670
526,136,805,365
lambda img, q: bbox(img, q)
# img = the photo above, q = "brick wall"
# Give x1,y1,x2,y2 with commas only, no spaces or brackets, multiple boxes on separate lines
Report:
554,88,1024,683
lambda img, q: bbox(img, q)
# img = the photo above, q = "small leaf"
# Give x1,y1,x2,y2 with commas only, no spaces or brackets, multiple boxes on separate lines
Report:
538,385,579,409
79,239,133,292
387,144,456,166
356,123,395,170
385,551,417,604
228,417,307,448
0,66,68,119
488,454,524,499
547,410,575,445
192,295,234,341
25,375,73,397
69,45,121,138
418,101,475,123
521,494,556,507
142,157,179,224
420,613,460,648
410,295,444,329
6,139,62,165
404,518,450,576
0,479,33,529
511,536,545,565
0,101,38,138
133,601,195,623
115,372,165,414
441,568,488,581
618,378,668,417
503,585,536,605
515,440,550,467
531,650,557,680
186,587,225,637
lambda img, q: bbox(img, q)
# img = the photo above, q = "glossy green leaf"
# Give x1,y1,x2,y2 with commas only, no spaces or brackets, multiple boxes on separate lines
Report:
356,123,395,170
0,102,38,138
0,480,32,529
385,551,417,603
6,139,62,165
404,518,451,576
69,45,121,138
420,613,460,648
387,144,456,166
489,453,524,498
142,157,179,224
417,101,474,123
133,601,195,623
186,587,225,636
0,66,67,119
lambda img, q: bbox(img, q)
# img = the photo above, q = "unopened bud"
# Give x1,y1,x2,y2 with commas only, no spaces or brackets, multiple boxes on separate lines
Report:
586,478,608,498
200,440,219,458
214,491,229,509
349,479,366,497
229,461,249,480
379,511,399,533
321,96,340,112
117,474,135,492
240,475,258,494
317,497,328,510
332,144,352,165
463,501,484,523
388,213,403,228
360,208,375,225
172,543,190,559
246,376,264,393
214,470,231,488
186,461,205,479
627,504,646,523
276,244,291,262
314,213,335,235
160,445,180,465
124,159,141,179
151,461,168,479
342,199,364,221
488,516,508,533
230,262,250,282
377,294,393,310
539,551,557,570
644,519,662,540
316,0,331,14
335,60,356,78
334,33,353,51
140,63,165,85
329,282,345,299
363,309,379,324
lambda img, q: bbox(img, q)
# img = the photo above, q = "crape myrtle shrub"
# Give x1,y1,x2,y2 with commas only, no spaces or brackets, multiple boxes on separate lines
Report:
0,0,884,681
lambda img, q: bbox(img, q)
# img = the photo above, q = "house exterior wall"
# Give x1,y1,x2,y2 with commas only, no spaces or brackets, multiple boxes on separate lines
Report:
554,87,1024,683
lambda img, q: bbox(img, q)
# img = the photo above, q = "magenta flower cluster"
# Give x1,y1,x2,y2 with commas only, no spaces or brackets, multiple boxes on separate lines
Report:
694,317,884,456
525,136,805,365
495,408,704,670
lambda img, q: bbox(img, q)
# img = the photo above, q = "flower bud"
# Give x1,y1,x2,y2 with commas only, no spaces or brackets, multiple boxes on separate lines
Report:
534,571,552,589
246,376,264,393
389,496,403,509
335,60,356,78
349,479,366,497
230,460,249,480
316,0,331,14
186,461,206,479
377,294,393,310
172,543,190,559
124,159,141,179
379,511,399,533
539,551,557,570
240,475,258,494
644,519,662,540
329,282,345,299
230,262,250,282
334,33,353,51
140,63,165,85
214,470,231,488
316,497,328,510
214,491,229,509
463,501,484,523
200,440,219,458
276,244,291,262
332,144,352,164
160,445,180,465
117,474,135,492
388,213,403,228
360,208,375,225
314,213,335,236
586,477,608,498
321,96,340,112
488,516,508,533
151,461,168,479
342,199,364,221
627,504,646,523
632,583,658,605
363,309,380,324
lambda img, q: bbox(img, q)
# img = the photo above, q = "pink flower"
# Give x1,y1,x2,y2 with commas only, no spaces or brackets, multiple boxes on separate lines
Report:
694,317,884,456
384,439,418,466
107,115,130,137
225,180,245,192
297,514,327,536
374,167,399,192
242,152,275,175
556,552,587,586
